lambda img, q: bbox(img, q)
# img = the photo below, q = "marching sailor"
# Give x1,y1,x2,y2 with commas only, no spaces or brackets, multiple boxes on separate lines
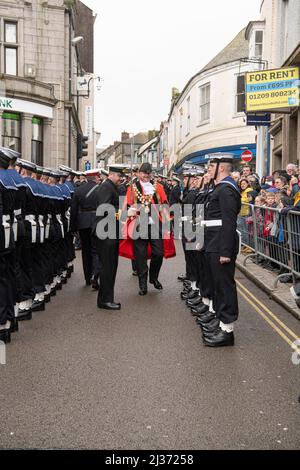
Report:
199,153,241,347
93,165,124,311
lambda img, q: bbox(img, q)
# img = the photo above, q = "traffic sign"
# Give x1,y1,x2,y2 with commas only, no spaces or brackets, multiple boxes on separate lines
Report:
241,150,253,163
246,113,271,126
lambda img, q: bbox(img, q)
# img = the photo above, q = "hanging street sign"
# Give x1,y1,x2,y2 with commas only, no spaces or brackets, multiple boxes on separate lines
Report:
241,150,253,163
246,67,300,113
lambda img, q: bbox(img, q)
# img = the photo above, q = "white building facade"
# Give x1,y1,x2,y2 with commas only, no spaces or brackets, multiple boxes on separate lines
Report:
162,28,266,172
0,0,96,170
259,0,300,170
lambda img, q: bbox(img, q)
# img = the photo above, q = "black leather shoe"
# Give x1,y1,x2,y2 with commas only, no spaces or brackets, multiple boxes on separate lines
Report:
186,296,203,307
181,290,198,301
191,304,209,315
17,310,32,321
132,271,138,277
10,318,19,333
196,311,216,325
150,280,163,290
32,301,45,313
56,283,62,291
180,292,191,300
0,329,11,344
91,277,99,291
98,302,121,310
139,288,148,296
183,280,191,288
202,327,222,340
203,329,234,347
185,290,199,300
201,318,220,333
178,274,187,282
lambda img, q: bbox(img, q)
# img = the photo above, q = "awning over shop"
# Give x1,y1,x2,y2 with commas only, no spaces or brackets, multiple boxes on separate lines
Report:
175,143,257,172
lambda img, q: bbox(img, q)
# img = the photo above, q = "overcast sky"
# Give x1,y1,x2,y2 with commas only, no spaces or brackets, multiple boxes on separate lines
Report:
81,0,262,147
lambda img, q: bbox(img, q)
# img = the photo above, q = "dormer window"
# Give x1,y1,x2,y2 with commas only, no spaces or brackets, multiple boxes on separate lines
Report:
255,30,263,58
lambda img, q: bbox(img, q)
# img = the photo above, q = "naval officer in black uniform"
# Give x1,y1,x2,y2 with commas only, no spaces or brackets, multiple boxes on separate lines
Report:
70,168,101,287
198,153,241,347
93,165,124,311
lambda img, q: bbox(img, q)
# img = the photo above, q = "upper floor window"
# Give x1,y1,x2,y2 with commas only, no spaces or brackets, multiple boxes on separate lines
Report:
255,30,263,58
179,108,183,143
5,22,17,43
4,21,18,75
236,75,246,113
186,97,191,135
199,83,210,123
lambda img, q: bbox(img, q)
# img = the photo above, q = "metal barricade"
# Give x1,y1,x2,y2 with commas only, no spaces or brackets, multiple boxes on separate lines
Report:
238,204,300,287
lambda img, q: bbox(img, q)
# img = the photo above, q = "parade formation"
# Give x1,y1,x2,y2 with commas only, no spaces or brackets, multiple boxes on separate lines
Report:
0,145,241,349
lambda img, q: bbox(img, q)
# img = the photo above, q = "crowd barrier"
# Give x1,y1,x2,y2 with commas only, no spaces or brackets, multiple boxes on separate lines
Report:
237,203,300,287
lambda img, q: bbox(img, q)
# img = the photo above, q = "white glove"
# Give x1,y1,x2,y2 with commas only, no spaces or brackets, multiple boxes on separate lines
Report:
128,208,137,217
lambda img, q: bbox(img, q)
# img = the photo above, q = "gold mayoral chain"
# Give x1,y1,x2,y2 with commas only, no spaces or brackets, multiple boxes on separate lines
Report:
133,183,157,214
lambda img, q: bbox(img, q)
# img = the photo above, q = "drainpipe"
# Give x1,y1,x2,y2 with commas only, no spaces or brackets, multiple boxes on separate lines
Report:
68,8,72,168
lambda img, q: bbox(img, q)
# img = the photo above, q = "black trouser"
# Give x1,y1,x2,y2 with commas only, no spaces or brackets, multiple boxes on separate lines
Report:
79,228,101,283
96,239,119,304
131,259,137,272
206,252,239,324
0,251,15,325
181,239,188,277
133,237,163,282
185,243,200,283
197,252,213,299
31,243,46,295
17,235,34,301
66,232,75,264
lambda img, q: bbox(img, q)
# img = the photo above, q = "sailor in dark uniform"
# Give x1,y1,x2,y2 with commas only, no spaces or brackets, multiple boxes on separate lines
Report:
6,150,27,323
169,176,182,207
59,165,76,277
179,166,199,288
0,149,18,343
47,170,69,291
70,168,101,288
198,153,241,347
93,165,124,311
100,168,108,182
187,171,215,319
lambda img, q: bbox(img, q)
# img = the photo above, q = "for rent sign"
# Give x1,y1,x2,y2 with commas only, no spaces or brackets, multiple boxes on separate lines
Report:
246,67,300,112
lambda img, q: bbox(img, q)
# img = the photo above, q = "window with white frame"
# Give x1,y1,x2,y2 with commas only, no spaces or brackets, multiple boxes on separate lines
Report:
255,30,263,59
199,83,210,123
4,21,18,75
186,96,191,135
179,108,183,143
236,75,246,113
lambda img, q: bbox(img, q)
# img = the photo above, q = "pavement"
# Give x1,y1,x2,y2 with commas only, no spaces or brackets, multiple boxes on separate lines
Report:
236,252,300,321
0,243,300,450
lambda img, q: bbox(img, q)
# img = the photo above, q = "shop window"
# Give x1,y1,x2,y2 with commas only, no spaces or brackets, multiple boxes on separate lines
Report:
236,75,246,113
32,117,43,166
2,112,21,151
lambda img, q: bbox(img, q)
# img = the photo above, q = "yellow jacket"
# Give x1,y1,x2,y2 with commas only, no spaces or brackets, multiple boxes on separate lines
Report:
240,188,252,216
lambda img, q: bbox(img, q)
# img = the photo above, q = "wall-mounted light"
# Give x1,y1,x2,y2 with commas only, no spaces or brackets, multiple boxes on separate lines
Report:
72,36,84,45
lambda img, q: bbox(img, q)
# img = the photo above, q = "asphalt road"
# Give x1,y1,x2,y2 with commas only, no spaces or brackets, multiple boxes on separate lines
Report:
1,244,300,450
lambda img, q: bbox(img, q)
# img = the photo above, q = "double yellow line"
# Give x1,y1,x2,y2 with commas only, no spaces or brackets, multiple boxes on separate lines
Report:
237,280,300,351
